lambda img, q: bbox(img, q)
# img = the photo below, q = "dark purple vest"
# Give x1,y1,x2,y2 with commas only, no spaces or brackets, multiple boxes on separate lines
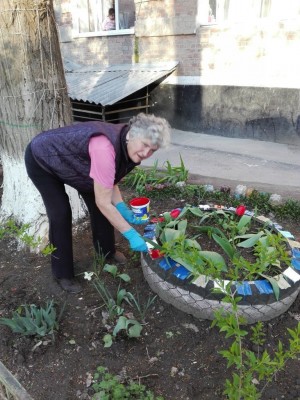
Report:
30,121,139,192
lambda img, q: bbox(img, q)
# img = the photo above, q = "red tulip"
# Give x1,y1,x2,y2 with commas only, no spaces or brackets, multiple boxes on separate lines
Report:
235,205,246,216
150,249,164,259
170,208,181,219
151,217,165,223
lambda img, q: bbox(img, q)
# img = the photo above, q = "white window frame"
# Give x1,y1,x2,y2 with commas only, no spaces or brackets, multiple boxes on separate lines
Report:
73,0,134,38
197,0,300,26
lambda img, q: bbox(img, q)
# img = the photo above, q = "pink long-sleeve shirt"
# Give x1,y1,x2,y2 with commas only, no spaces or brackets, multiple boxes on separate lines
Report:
88,135,116,189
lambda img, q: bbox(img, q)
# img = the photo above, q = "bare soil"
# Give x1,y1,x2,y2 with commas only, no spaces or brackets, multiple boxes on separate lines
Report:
0,175,300,400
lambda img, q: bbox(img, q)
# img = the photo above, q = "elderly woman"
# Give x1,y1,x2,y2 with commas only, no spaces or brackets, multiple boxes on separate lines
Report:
24,113,171,293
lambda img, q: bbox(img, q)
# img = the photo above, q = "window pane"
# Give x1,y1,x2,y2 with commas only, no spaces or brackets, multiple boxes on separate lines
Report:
223,0,261,21
101,0,115,30
209,0,216,22
77,0,135,33
77,0,102,32
267,0,300,19
213,0,300,22
118,0,135,29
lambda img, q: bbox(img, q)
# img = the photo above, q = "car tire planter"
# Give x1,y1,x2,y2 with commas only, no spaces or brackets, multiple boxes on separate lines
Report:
141,207,300,324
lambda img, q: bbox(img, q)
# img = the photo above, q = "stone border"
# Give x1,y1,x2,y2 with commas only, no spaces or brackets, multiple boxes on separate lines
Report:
141,207,300,324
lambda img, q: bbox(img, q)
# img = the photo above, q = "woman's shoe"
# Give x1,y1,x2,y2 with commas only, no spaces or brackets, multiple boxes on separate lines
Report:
108,250,127,265
56,278,82,294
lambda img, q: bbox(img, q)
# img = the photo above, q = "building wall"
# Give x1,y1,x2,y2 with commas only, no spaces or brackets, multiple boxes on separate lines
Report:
55,0,300,144
60,35,135,66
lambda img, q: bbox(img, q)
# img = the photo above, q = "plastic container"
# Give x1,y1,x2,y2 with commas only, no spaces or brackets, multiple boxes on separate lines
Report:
129,197,150,221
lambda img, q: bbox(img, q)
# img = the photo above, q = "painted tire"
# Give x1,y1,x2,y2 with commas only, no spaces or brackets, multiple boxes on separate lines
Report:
141,209,300,324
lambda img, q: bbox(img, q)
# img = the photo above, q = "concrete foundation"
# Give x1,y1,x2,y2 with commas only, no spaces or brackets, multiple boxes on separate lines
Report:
150,84,300,145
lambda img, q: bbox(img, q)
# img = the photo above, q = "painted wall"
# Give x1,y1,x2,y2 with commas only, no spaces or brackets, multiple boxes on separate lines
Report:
54,0,300,144
149,84,300,145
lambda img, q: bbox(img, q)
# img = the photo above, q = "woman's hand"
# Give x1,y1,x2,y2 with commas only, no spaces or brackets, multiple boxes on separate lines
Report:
115,202,146,225
122,228,148,252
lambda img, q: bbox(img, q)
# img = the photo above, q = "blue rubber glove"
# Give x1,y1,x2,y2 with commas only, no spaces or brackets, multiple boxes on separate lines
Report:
122,228,148,252
116,202,146,225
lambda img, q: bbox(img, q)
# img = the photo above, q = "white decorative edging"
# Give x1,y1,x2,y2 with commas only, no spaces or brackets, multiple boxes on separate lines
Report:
141,255,300,324
141,208,300,324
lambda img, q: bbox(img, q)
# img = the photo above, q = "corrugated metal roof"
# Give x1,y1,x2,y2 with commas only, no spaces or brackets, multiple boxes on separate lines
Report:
65,61,178,106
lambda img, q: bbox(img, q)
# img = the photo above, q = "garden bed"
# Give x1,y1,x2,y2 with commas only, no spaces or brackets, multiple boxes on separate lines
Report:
0,182,300,399
141,206,300,324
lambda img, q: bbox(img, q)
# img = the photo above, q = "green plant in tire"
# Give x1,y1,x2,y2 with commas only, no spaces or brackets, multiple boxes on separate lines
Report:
145,205,291,298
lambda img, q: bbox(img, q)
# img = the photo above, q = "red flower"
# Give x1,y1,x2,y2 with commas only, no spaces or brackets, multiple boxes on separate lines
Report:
170,208,181,219
151,217,165,223
150,249,164,259
235,205,246,216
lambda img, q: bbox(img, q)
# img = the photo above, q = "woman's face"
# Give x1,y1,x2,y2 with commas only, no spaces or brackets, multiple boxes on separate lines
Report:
126,135,158,163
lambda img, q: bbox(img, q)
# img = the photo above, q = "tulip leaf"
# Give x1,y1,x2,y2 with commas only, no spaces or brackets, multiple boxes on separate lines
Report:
199,251,228,271
237,215,252,231
212,233,236,260
188,207,204,217
178,219,188,234
164,228,182,242
237,231,265,248
260,274,280,300
184,238,201,250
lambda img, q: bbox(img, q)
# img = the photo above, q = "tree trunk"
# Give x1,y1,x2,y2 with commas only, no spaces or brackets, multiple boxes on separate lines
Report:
0,0,85,248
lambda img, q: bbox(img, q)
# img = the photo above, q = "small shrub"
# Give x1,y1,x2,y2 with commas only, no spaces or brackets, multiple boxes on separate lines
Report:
123,157,188,195
212,283,300,399
0,219,56,255
92,366,164,399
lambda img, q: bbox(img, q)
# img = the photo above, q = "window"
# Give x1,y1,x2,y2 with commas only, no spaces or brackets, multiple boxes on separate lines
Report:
74,0,135,36
197,0,300,25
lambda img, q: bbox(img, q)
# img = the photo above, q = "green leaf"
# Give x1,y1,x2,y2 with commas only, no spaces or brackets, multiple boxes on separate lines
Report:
199,251,228,271
194,225,226,239
177,219,188,234
103,264,118,277
237,215,252,231
103,334,113,348
118,273,131,282
116,289,127,305
164,228,182,242
237,231,265,248
212,233,236,260
260,274,280,300
127,321,143,338
170,256,198,272
188,207,204,217
113,316,127,336
184,238,201,249
0,317,24,332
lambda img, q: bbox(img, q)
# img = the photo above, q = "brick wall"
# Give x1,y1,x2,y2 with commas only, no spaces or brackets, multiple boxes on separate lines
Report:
55,0,300,143
192,20,300,87
133,0,300,89
61,36,135,66
56,0,300,88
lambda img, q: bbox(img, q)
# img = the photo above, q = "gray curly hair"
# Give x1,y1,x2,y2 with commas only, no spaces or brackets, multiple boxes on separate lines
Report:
128,113,171,148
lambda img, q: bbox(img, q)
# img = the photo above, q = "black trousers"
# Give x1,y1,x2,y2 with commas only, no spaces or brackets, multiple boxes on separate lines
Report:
24,144,115,279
